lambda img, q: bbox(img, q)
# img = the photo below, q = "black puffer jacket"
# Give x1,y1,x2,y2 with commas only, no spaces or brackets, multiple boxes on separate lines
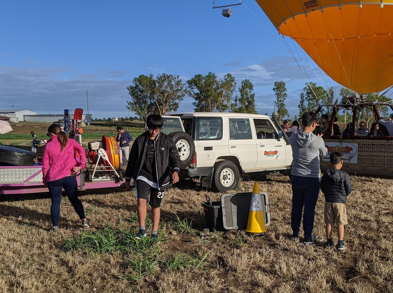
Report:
125,131,180,189
321,169,352,203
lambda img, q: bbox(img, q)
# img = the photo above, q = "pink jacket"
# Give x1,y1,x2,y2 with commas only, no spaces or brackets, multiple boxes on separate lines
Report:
42,135,86,184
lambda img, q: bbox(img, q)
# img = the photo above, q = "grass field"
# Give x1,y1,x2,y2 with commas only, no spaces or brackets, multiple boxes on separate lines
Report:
0,175,392,293
1,122,393,292
0,121,145,146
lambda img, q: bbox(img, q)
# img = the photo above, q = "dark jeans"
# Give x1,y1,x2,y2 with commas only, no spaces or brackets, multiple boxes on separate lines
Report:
291,175,320,239
47,176,86,227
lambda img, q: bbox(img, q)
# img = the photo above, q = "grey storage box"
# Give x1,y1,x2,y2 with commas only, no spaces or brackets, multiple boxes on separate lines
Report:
202,192,270,231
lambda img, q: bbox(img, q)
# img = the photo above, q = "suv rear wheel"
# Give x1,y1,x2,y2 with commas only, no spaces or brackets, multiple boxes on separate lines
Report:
168,131,195,169
213,161,240,193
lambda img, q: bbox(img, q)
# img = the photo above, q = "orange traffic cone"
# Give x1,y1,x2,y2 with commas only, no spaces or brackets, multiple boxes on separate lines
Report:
246,182,267,235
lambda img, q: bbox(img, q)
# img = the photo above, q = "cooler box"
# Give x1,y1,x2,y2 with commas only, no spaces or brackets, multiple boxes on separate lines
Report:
202,192,270,231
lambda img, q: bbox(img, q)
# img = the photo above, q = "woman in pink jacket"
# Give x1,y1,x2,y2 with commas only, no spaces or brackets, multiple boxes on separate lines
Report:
42,124,88,232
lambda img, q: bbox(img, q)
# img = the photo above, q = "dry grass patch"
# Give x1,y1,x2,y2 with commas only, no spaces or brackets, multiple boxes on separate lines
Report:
0,174,392,292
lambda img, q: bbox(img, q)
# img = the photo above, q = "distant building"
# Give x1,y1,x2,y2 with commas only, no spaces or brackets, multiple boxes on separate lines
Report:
25,114,93,125
0,110,38,122
0,109,92,125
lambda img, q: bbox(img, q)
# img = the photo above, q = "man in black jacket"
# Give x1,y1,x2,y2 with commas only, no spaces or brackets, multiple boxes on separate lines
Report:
321,152,352,251
125,114,180,240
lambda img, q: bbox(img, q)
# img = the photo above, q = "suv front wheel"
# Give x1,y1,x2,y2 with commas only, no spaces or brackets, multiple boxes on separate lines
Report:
213,161,240,193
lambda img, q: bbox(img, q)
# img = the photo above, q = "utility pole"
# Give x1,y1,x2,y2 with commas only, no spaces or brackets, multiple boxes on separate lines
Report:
86,90,89,114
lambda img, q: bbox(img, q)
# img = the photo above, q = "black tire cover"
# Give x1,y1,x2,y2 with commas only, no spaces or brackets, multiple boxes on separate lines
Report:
0,145,36,166
168,131,195,169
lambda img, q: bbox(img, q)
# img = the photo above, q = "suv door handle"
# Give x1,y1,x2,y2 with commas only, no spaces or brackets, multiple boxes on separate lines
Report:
259,145,265,147
231,146,236,148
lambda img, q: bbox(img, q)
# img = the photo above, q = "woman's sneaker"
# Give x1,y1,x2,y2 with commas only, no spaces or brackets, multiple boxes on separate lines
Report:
82,220,89,228
135,229,147,239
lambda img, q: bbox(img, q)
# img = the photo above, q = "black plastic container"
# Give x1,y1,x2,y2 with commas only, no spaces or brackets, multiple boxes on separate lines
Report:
202,199,225,232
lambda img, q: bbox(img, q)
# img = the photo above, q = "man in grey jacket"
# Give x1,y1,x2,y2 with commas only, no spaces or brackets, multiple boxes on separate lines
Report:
289,112,328,244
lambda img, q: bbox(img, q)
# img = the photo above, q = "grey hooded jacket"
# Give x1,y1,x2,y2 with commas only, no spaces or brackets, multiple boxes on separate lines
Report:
289,131,328,178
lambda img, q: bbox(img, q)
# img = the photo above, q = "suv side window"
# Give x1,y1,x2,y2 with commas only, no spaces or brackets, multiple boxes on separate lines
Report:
229,118,252,140
196,117,223,140
254,119,277,139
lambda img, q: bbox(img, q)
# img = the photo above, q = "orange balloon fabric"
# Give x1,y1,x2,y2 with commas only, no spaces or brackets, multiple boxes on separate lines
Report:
255,0,393,94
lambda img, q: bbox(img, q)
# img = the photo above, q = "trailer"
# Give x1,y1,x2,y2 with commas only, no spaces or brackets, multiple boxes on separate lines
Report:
0,109,127,195
0,165,125,195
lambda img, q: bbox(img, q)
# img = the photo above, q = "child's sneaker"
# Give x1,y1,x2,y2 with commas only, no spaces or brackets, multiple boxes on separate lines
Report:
135,229,147,239
82,220,89,228
150,233,160,243
336,242,347,251
326,241,334,249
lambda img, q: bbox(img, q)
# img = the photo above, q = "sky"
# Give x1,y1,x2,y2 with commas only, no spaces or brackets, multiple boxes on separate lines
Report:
0,0,341,119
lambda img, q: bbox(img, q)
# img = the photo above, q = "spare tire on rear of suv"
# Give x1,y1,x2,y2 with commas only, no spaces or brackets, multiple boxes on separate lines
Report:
168,131,195,169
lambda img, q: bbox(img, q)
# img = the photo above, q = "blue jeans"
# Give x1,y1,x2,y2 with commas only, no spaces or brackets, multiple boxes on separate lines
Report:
291,176,320,239
47,176,86,226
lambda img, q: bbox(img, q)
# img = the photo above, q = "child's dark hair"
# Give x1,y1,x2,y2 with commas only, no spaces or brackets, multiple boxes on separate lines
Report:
322,114,329,120
292,120,299,127
330,151,343,165
48,124,68,151
147,114,163,129
116,126,123,131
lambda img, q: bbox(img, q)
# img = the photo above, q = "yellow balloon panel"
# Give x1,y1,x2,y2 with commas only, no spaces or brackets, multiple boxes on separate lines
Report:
255,0,393,93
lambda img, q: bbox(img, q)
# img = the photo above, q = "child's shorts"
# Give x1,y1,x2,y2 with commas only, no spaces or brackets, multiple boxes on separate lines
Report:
324,202,348,225
136,180,165,207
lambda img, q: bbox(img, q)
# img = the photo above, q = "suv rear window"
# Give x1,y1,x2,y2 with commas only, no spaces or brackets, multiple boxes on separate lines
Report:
229,118,252,140
196,117,223,140
161,117,184,135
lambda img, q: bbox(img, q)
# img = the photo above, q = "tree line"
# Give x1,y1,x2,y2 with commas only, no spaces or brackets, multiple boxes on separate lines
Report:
126,73,392,124
126,73,256,123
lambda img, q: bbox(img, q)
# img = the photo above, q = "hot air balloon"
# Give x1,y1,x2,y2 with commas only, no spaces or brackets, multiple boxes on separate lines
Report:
255,0,393,94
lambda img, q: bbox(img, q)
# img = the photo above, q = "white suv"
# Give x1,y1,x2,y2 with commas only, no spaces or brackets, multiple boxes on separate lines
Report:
171,112,293,192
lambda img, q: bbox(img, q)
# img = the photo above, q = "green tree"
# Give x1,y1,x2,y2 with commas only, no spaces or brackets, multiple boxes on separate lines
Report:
339,87,355,101
187,72,237,112
338,87,356,124
298,92,307,117
154,73,186,115
126,74,157,124
327,87,335,105
359,93,392,128
273,81,288,121
215,73,236,112
302,82,329,112
187,72,217,112
234,79,257,113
